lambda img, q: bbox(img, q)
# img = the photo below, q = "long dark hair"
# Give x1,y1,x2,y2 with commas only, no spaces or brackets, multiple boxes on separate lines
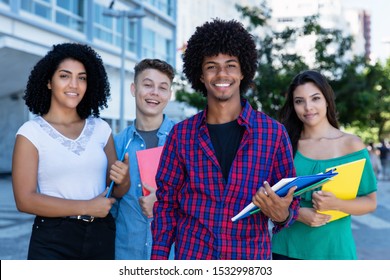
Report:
279,70,339,155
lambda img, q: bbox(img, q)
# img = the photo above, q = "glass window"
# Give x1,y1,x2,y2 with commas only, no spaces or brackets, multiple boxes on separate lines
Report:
20,0,85,32
142,29,155,58
55,0,85,32
94,4,114,43
142,29,173,65
126,20,137,53
145,0,174,17
21,0,52,20
57,0,84,16
93,3,137,54
155,34,167,60
34,2,51,19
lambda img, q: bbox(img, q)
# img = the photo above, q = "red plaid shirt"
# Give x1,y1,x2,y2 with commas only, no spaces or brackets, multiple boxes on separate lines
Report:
151,100,299,259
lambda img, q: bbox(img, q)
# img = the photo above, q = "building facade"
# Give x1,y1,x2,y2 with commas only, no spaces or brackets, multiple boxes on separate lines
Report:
0,0,177,173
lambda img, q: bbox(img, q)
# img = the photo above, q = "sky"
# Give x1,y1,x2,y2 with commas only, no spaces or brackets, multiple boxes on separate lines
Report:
342,0,390,61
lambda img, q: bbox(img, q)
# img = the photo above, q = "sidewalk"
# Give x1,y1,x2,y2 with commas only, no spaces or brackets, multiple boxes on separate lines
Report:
1,174,390,260
0,174,34,260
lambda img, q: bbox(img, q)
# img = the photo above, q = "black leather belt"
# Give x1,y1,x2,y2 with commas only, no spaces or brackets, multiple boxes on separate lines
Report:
66,215,95,222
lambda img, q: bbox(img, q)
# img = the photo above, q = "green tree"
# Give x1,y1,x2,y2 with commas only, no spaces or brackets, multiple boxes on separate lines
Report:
174,73,206,111
364,60,390,139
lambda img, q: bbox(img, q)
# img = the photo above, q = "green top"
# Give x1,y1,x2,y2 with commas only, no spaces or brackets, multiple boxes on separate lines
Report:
272,149,377,260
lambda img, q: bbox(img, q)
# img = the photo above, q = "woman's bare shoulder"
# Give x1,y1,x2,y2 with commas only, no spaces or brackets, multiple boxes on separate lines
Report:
341,132,366,153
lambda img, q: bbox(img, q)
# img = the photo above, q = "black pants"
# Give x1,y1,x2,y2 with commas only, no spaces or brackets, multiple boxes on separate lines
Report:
27,214,115,260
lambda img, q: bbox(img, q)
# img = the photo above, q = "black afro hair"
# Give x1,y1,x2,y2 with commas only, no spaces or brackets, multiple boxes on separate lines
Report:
24,42,110,119
183,19,258,96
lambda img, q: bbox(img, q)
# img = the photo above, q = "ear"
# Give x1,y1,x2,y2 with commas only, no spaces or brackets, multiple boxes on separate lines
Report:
130,83,136,97
200,74,204,83
47,80,52,90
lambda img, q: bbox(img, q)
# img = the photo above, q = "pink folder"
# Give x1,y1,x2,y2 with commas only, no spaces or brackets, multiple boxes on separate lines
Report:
136,146,163,196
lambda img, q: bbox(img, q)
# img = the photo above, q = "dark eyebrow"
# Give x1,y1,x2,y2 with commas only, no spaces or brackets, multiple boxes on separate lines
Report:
226,59,239,64
58,69,87,75
204,59,239,65
294,92,321,99
142,77,170,87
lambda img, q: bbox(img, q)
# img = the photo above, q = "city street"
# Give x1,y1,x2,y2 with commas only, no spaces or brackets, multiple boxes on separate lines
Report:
1,174,389,260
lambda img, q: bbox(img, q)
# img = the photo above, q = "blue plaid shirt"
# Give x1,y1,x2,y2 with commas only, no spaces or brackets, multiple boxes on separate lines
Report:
112,115,175,259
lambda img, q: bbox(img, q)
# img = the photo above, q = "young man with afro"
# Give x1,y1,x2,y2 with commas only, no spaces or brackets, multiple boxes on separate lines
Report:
151,19,299,260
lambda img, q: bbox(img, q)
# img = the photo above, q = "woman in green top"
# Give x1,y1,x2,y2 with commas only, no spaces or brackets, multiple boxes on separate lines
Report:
272,70,377,260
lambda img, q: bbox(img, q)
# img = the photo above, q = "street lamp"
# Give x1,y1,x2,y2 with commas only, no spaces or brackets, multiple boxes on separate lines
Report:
103,3,145,132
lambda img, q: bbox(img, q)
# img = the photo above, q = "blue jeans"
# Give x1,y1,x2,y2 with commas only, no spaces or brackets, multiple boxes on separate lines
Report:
28,214,115,260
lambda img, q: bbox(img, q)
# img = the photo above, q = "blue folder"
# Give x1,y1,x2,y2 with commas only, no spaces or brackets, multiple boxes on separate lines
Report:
231,169,338,222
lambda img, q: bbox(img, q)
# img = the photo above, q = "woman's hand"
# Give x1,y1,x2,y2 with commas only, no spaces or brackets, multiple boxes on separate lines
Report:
298,207,331,227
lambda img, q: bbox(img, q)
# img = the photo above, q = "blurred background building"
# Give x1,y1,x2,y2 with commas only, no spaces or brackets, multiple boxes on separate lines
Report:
270,0,370,65
0,0,374,173
0,0,177,172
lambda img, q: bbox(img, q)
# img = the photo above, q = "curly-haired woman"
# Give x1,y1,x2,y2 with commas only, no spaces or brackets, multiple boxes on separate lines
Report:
12,43,130,259
151,19,299,260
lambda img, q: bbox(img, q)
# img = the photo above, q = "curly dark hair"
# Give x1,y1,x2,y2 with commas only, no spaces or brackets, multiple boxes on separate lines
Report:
24,42,110,119
134,58,175,83
279,70,339,155
183,19,258,97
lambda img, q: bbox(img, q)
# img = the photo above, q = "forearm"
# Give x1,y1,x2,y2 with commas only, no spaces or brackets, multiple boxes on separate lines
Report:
336,192,377,216
15,192,90,217
111,180,130,198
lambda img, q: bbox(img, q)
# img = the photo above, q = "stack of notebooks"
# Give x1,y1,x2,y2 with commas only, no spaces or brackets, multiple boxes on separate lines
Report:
231,158,366,222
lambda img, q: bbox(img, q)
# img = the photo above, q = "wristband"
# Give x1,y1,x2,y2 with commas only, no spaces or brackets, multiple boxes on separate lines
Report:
272,208,292,226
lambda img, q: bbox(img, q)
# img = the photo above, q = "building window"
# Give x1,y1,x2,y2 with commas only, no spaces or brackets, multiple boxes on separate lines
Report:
126,20,137,53
145,0,174,17
94,3,137,54
142,28,155,58
21,0,52,20
94,4,114,43
20,0,85,32
55,0,85,32
142,29,173,65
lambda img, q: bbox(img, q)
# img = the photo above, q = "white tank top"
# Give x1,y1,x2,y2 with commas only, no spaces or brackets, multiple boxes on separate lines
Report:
16,116,111,200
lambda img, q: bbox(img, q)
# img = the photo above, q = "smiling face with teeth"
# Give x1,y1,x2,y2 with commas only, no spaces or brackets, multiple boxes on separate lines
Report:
47,58,87,112
200,53,243,103
131,68,172,119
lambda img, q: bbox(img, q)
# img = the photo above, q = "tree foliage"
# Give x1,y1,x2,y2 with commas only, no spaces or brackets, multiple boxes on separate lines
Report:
236,2,390,140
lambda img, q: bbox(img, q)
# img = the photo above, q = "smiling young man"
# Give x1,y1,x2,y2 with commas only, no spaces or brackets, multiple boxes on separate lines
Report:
112,58,176,260
151,19,300,260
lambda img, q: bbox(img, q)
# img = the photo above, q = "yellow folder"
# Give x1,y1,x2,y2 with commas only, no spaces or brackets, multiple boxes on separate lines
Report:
317,158,366,222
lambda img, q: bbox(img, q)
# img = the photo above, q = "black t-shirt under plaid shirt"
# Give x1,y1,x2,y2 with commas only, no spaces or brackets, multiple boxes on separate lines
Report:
207,120,245,181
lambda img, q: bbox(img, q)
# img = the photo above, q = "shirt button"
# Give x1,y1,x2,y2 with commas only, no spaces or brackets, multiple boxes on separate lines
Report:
138,183,141,188
140,143,144,148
